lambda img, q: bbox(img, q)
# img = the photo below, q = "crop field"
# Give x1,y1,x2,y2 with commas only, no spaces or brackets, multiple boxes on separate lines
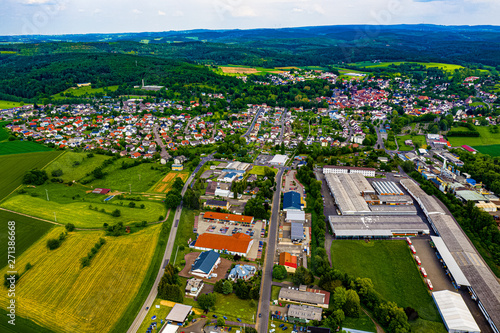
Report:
150,171,190,193
0,224,161,333
44,151,112,182
396,134,427,151
0,140,54,155
0,194,166,228
0,121,10,141
214,65,285,76
331,240,441,322
350,61,464,71
52,85,119,99
0,100,24,110
0,211,54,268
447,126,500,146
0,151,62,201
473,144,500,156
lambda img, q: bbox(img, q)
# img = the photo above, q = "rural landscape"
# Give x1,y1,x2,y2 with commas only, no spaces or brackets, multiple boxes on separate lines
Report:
1,2,500,333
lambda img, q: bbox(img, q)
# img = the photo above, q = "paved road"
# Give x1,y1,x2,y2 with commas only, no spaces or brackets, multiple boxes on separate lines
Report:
242,108,262,138
257,168,285,332
127,159,208,333
153,124,170,161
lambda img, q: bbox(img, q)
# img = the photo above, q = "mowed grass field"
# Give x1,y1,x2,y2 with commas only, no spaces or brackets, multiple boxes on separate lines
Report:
52,85,119,99
396,134,427,151
0,211,54,268
473,144,500,156
331,240,441,322
0,224,162,333
0,140,54,155
183,293,257,323
447,126,500,146
150,171,189,193
44,151,112,182
0,100,24,110
0,194,166,228
248,165,277,175
0,151,62,201
350,61,464,71
213,64,286,76
137,299,172,332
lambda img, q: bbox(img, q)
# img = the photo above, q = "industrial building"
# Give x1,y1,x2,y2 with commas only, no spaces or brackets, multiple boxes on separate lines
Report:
270,154,289,166
278,286,330,308
290,222,305,242
402,178,500,333
285,210,306,223
329,215,429,239
165,304,193,324
372,181,404,195
283,191,303,211
323,165,376,177
288,304,323,323
432,290,480,333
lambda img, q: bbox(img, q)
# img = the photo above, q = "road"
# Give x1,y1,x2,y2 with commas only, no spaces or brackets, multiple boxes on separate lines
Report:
153,124,170,161
257,167,285,332
278,110,286,144
242,108,262,138
126,158,208,333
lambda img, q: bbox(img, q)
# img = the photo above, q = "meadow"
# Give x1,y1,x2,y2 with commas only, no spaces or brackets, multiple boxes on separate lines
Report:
44,151,112,182
0,151,62,201
0,120,10,141
248,165,277,175
184,293,257,323
0,140,54,155
52,85,119,99
331,240,441,322
350,61,464,71
0,224,162,333
447,126,500,146
149,171,190,193
396,134,427,151
473,144,500,156
0,211,54,268
0,194,166,228
213,64,286,76
170,209,197,266
0,100,24,110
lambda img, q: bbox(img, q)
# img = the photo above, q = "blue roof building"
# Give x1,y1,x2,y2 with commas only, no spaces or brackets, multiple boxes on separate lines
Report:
190,250,221,278
228,264,256,281
283,191,302,211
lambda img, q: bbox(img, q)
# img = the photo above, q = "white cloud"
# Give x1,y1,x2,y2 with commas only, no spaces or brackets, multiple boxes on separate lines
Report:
93,8,101,14
22,0,53,4
132,9,143,15
292,8,304,12
173,10,184,17
158,10,166,16
231,6,256,17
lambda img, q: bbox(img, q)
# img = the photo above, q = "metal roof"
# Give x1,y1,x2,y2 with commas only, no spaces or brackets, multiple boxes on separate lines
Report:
456,190,487,202
284,191,302,210
165,304,192,323
286,210,305,222
329,215,429,236
288,304,322,321
432,290,480,333
279,287,325,305
191,250,220,275
372,181,404,195
430,236,470,287
291,222,304,241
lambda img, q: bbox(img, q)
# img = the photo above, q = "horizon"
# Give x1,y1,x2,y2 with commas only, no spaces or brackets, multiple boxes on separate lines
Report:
1,0,499,36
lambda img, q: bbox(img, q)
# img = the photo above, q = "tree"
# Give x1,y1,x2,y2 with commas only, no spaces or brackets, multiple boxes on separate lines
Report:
214,280,224,293
111,209,121,217
272,265,288,280
292,266,314,286
344,289,361,317
46,238,61,250
158,264,182,302
22,169,48,185
128,201,136,208
217,317,225,326
51,169,63,177
197,293,217,311
333,287,347,311
65,223,75,232
222,280,233,295
165,191,182,209
325,309,345,331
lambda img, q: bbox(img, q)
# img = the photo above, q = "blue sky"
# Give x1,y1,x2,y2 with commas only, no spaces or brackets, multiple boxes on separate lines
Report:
0,0,498,35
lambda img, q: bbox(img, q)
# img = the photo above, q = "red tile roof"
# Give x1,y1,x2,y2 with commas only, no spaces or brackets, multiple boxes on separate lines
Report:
194,233,252,254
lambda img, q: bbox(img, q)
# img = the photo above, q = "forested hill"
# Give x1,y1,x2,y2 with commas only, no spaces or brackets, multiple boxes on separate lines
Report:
1,24,500,67
0,53,240,101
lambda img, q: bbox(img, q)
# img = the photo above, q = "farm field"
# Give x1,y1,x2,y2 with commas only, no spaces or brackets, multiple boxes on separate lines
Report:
396,134,427,151
447,126,500,146
150,171,190,193
248,165,277,175
473,144,500,156
0,120,10,141
350,61,464,71
0,308,56,333
44,151,112,182
52,85,119,99
0,151,62,201
213,64,286,76
0,100,24,110
331,240,442,323
0,224,162,333
0,194,166,228
0,140,54,155
0,211,54,268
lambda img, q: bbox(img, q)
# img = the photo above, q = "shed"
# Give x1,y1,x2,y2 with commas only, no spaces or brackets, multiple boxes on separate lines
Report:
165,304,192,323
432,290,480,333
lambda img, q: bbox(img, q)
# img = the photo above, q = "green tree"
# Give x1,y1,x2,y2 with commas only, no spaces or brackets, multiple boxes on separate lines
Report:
111,209,121,217
51,169,63,177
333,287,347,311
22,169,48,185
165,191,182,209
272,265,288,280
344,289,361,317
325,309,345,331
222,280,233,295
292,266,314,286
65,223,75,232
197,293,217,311
217,317,225,326
214,279,224,293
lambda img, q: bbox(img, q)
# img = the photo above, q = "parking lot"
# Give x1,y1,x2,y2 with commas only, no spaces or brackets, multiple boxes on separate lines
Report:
283,170,304,194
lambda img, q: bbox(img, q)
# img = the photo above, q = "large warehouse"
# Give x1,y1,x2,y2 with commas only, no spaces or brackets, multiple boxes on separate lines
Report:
329,215,429,238
432,290,480,333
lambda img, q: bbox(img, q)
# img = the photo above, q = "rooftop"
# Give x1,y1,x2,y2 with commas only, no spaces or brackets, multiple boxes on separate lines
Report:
432,290,480,333
165,303,192,323
194,233,253,255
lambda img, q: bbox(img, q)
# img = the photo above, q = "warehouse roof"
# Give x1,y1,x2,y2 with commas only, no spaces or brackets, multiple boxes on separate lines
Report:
369,205,417,214
400,178,426,197
456,190,488,202
194,233,252,255
379,195,413,203
430,236,470,287
432,290,480,333
288,304,322,321
325,174,370,214
270,154,288,165
286,210,305,222
372,181,404,196
203,212,253,224
165,304,192,323
284,191,302,210
329,215,428,236
349,173,376,194
291,222,304,241
279,287,326,306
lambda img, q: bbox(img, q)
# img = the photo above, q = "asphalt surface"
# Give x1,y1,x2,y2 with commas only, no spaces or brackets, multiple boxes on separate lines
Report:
153,124,170,160
242,108,262,138
257,167,285,333
127,158,208,333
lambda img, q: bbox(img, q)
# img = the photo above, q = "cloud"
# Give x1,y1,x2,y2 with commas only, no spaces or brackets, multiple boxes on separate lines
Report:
173,10,184,17
158,10,166,16
21,0,53,4
93,8,101,14
292,8,304,12
132,9,143,15
231,6,256,17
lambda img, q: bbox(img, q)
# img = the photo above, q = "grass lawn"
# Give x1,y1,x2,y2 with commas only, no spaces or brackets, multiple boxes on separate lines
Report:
0,151,62,201
0,194,166,228
331,240,441,322
448,126,500,146
409,318,447,333
271,286,281,302
52,85,119,99
0,100,24,110
170,209,198,266
0,211,54,269
473,144,500,156
184,293,257,323
248,165,278,176
0,140,53,155
137,298,172,333
396,134,426,151
0,224,162,333
44,152,112,182
342,311,376,332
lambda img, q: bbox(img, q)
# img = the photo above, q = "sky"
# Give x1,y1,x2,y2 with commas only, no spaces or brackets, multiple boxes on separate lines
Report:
0,0,498,36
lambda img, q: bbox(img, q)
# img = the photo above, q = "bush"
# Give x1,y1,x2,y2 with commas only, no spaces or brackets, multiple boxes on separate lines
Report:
111,209,121,217
272,265,288,280
47,238,61,250
128,202,136,208
23,169,48,185
65,223,75,232
25,262,33,271
51,169,63,177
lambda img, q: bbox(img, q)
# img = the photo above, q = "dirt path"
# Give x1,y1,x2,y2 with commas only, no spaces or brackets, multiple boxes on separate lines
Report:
362,308,385,333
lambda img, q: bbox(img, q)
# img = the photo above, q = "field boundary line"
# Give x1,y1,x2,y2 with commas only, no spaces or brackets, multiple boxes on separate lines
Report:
0,208,64,226
41,150,66,170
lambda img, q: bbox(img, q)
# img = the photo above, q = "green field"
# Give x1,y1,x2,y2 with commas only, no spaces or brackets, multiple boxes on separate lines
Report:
473,144,500,156
0,224,162,333
396,134,427,151
342,311,377,332
0,140,53,155
0,308,56,333
331,240,441,322
248,165,278,176
0,121,10,141
448,126,500,146
211,64,288,76
52,85,119,99
184,293,257,323
44,151,112,182
0,211,54,268
170,209,197,266
0,100,24,110
0,194,166,228
137,299,172,332
350,61,464,71
0,151,62,201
